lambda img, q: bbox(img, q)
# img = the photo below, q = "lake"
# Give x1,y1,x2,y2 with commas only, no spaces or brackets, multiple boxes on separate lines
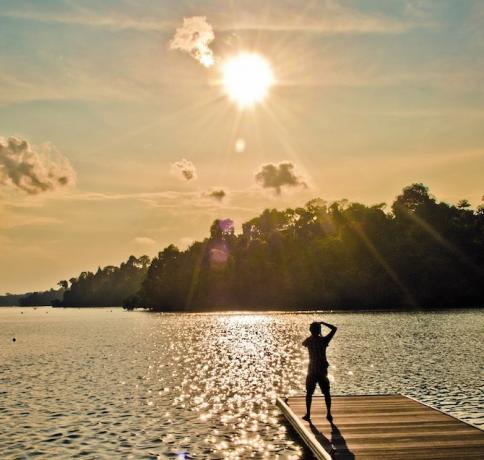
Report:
0,308,482,459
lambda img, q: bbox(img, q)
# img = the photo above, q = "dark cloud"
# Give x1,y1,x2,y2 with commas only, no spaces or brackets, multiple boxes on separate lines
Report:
206,189,226,201
255,162,307,194
0,136,75,194
169,16,215,67
171,158,197,181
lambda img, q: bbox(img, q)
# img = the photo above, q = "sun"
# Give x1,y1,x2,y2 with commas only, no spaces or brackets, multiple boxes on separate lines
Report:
222,53,274,108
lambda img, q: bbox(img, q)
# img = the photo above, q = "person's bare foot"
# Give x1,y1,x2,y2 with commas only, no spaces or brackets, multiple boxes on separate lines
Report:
302,414,311,422
326,413,333,423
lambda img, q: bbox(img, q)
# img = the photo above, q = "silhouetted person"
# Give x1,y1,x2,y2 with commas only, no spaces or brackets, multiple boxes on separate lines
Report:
302,321,337,422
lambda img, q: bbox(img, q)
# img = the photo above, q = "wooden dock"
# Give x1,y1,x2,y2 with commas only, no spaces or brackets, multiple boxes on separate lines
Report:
277,394,484,460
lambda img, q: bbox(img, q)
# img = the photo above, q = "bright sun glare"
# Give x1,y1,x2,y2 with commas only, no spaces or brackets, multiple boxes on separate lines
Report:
222,53,274,108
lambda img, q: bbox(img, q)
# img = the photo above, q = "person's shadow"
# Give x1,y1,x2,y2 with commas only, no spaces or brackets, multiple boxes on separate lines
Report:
308,421,355,460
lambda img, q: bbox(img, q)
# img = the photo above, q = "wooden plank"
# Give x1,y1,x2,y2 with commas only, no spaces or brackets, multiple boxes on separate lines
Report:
278,394,484,459
276,397,332,460
355,446,484,460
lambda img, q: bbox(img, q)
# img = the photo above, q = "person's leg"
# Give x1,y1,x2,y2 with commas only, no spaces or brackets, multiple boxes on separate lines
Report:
319,375,333,422
304,374,316,421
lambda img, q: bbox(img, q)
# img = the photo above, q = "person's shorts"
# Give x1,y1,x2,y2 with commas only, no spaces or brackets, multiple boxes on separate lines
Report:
306,371,330,394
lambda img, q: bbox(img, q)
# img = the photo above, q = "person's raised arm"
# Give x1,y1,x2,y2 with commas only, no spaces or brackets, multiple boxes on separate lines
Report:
320,321,337,343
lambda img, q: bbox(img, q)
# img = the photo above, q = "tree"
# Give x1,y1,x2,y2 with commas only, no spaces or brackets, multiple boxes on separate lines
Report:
57,255,150,307
58,280,68,290
392,183,434,216
457,199,471,209
50,184,484,310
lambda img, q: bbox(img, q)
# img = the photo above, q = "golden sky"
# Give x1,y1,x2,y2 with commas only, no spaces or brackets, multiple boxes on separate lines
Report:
1,0,483,293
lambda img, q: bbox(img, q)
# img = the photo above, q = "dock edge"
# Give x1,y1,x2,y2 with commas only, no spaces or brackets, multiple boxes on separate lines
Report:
276,397,332,460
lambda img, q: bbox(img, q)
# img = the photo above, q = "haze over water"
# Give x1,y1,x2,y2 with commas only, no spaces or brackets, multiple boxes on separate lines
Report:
1,308,482,459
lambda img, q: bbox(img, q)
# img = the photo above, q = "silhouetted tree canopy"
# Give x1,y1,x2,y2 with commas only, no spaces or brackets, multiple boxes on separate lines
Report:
20,289,64,306
135,183,484,310
54,255,151,307
47,184,483,310
0,293,26,306
0,289,63,306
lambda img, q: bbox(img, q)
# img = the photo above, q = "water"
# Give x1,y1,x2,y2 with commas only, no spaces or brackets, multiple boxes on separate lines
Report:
0,308,482,459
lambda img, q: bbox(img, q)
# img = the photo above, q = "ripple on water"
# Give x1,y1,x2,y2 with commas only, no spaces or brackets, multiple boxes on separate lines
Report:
0,308,482,459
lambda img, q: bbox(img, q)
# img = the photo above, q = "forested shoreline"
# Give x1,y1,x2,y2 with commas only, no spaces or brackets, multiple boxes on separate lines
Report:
0,289,63,307
3,184,483,310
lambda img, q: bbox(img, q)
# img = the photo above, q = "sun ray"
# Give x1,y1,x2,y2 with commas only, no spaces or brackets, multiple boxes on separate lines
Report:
259,100,313,186
348,220,416,305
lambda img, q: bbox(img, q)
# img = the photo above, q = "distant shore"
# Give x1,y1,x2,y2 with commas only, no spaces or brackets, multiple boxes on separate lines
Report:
2,305,482,313
3,184,483,312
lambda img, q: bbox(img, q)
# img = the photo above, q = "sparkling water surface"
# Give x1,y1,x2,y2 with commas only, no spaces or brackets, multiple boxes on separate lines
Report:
0,308,482,459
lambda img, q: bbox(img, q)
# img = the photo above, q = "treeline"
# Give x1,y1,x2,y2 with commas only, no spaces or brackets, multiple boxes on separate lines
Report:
0,289,63,306
0,293,25,306
45,183,484,310
53,255,150,307
20,289,64,306
132,184,483,310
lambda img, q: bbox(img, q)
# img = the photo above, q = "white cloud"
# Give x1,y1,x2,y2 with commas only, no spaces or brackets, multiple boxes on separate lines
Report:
0,136,75,195
132,236,157,246
169,16,215,67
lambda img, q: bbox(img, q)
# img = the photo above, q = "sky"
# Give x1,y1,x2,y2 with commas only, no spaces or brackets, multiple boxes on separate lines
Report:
1,0,483,294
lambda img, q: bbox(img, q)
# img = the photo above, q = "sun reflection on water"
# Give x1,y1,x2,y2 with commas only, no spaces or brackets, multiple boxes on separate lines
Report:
1,309,482,459
140,312,306,458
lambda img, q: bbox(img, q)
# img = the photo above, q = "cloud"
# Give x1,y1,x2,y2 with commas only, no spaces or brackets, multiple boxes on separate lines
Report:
0,3,426,36
62,189,255,212
169,16,215,67
0,136,75,195
205,189,226,202
0,9,172,32
221,1,426,34
255,162,307,194
133,236,157,246
0,69,150,107
179,236,195,249
171,159,197,181
404,0,435,20
0,215,63,230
